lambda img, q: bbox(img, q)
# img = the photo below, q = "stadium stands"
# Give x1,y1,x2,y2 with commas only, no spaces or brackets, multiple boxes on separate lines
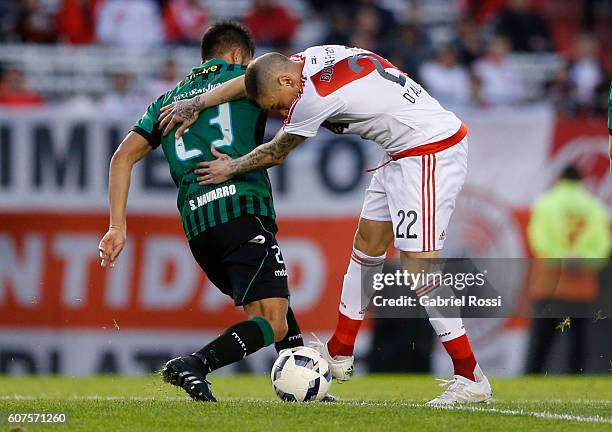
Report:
0,0,609,113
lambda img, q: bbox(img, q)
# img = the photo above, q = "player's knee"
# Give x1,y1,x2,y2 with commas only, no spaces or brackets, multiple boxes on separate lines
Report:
249,298,289,342
353,228,372,253
264,315,288,342
400,250,441,273
354,228,388,257
400,250,440,260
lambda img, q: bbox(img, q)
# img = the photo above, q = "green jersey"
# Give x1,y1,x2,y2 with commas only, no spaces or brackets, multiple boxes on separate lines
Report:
133,59,275,240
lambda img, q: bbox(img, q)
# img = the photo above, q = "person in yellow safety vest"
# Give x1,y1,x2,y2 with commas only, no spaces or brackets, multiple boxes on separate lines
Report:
525,164,611,373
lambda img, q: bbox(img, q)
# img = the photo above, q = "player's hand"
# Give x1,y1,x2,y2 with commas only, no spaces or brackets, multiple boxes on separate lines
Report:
98,226,127,268
194,146,234,185
159,96,204,138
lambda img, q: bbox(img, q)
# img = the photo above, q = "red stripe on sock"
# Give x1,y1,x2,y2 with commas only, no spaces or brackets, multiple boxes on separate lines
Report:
351,252,384,267
442,334,477,381
415,281,441,297
327,312,363,357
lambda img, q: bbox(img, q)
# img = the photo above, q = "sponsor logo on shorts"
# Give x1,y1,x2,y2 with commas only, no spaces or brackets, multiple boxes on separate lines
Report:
248,235,266,244
274,268,288,277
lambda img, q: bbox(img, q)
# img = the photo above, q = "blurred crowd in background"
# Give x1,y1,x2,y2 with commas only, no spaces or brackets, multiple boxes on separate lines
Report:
0,0,610,117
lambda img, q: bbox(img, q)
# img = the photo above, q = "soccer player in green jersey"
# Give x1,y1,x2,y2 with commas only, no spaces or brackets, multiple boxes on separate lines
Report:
98,21,304,402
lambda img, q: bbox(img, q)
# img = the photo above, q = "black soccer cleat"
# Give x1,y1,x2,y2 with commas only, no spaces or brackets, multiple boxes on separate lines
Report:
161,355,217,402
321,393,338,403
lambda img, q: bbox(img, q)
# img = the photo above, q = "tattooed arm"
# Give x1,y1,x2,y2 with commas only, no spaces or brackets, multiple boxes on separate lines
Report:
194,130,306,185
158,75,246,138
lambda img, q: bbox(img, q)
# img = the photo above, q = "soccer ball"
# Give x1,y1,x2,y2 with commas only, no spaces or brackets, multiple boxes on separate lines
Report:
271,346,332,402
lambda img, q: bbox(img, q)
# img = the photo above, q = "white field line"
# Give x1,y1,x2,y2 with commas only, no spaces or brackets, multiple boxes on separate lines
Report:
411,403,612,425
513,399,612,405
330,401,612,424
0,395,189,401
3,395,610,404
2,395,611,425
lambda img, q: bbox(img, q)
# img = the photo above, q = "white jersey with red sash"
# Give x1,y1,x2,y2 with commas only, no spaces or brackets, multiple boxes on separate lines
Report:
283,45,466,155
284,45,469,252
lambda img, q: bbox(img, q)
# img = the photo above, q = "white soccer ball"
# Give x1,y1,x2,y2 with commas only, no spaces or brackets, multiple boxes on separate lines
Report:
271,346,332,402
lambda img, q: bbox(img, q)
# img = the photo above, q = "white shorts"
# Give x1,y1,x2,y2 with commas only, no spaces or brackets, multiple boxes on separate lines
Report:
360,138,468,252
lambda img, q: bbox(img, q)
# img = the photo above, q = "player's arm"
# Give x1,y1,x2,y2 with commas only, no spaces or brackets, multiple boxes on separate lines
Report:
194,129,306,185
98,132,152,268
158,75,246,138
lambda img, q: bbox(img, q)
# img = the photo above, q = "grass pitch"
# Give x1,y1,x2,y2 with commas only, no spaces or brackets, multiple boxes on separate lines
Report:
1,374,611,431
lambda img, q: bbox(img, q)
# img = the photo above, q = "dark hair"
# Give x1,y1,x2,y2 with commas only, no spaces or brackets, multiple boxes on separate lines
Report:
244,60,262,101
200,20,255,62
560,164,582,181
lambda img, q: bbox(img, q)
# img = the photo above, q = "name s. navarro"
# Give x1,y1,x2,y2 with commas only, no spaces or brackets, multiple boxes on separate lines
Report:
189,185,237,211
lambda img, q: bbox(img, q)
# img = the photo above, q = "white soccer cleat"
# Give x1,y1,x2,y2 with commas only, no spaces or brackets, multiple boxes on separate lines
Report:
427,374,492,405
309,334,354,382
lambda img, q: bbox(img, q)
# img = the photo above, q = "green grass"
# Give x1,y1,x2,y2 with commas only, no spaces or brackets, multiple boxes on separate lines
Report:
1,374,611,431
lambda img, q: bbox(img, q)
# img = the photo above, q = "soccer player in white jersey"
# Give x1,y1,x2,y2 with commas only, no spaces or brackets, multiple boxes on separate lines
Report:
159,45,492,405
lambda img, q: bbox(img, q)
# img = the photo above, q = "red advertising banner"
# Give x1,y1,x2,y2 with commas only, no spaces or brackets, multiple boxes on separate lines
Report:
1,213,357,331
